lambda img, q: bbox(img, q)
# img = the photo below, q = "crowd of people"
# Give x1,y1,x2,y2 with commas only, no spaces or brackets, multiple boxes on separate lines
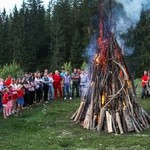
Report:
0,68,89,119
1,69,149,119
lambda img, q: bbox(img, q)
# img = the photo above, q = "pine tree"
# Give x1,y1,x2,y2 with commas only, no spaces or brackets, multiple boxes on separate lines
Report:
0,9,12,65
70,28,83,68
124,10,150,77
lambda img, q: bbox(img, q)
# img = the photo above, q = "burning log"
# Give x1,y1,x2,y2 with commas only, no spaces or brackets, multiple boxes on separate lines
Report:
71,1,150,134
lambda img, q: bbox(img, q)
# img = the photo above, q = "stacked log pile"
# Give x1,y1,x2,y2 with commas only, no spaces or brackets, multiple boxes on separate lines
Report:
71,2,150,134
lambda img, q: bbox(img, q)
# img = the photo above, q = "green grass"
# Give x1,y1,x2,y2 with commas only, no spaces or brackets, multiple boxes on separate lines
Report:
0,82,150,150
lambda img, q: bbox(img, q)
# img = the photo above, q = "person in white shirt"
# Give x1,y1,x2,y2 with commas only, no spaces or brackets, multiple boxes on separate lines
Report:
34,73,43,104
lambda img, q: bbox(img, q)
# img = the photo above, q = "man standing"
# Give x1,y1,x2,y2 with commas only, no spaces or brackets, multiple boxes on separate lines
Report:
141,71,149,99
63,71,72,100
71,68,80,98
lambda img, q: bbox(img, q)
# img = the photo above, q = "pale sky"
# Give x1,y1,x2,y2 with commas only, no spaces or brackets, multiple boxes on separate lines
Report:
0,0,50,13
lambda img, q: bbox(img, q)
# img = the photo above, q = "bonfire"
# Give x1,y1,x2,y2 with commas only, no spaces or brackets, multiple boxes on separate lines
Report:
71,1,150,134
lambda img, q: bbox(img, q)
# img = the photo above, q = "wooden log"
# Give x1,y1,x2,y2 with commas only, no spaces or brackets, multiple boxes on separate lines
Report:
104,79,125,108
92,115,97,130
131,119,140,133
142,113,150,128
97,108,106,131
111,111,117,134
106,111,113,133
142,109,150,123
132,117,143,132
74,102,85,122
115,112,124,134
71,109,78,120
141,108,150,128
122,113,127,133
132,107,146,131
89,82,95,130
82,106,90,129
137,109,147,128
123,106,134,132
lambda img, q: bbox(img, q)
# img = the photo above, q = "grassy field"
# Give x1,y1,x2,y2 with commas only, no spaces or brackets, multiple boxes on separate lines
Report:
0,85,150,150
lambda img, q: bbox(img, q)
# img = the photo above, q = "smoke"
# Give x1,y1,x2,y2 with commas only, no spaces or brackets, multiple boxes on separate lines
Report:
115,0,149,31
114,0,150,54
84,33,97,62
85,0,150,58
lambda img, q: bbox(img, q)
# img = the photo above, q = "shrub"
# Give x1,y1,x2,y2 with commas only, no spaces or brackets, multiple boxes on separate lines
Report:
0,61,23,79
81,61,88,70
62,62,72,73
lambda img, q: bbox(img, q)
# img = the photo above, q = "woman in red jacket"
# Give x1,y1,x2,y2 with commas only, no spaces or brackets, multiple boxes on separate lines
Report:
52,70,63,100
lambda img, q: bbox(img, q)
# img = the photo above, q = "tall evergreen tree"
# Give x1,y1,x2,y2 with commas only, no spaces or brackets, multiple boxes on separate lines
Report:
0,9,12,65
123,10,150,77
21,0,46,71
48,0,72,70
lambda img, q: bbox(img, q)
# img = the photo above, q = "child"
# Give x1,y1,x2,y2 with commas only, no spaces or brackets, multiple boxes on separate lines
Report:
10,78,18,114
6,87,13,116
2,88,9,119
17,85,25,115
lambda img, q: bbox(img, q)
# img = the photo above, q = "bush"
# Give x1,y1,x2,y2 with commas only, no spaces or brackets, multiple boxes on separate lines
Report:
0,61,23,79
62,62,72,73
81,61,88,70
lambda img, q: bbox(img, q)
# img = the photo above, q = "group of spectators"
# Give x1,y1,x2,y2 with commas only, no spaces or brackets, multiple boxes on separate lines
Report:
141,70,150,99
1,68,150,119
0,68,89,119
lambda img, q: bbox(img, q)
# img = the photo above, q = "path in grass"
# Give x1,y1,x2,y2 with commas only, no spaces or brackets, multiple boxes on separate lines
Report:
0,97,150,150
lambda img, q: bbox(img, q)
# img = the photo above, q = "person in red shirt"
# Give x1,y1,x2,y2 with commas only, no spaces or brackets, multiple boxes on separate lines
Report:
53,70,63,100
2,88,10,119
5,75,12,87
141,71,149,99
17,85,25,115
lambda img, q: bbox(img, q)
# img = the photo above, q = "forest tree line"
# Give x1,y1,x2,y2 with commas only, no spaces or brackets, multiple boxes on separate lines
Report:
0,0,149,78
